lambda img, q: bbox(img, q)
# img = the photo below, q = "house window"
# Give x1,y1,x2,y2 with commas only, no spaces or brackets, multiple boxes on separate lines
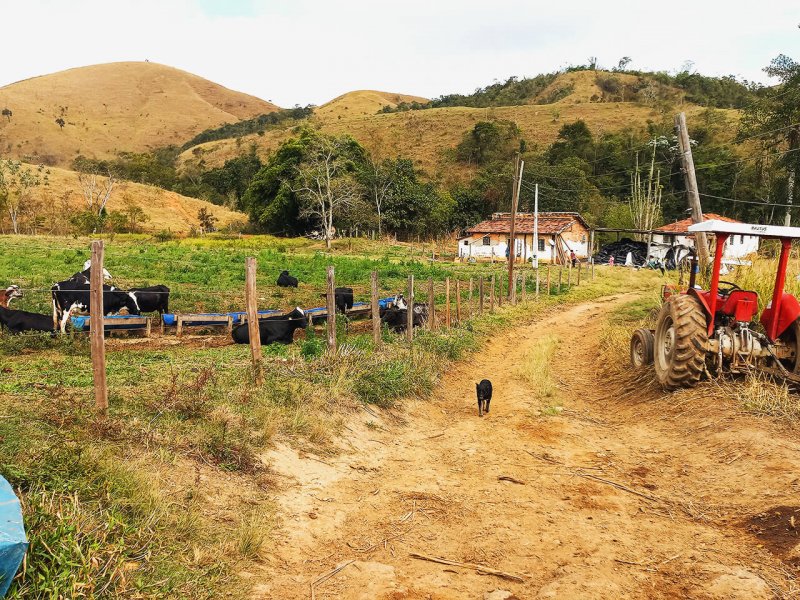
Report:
463,240,469,246
482,235,491,246
538,238,545,252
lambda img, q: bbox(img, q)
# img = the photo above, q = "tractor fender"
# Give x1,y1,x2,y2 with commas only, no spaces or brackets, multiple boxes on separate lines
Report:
687,288,714,333
761,294,800,341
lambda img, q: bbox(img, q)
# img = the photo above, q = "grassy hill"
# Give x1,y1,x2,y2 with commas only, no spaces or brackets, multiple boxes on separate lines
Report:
0,62,278,167
178,70,736,181
22,164,244,234
315,89,429,119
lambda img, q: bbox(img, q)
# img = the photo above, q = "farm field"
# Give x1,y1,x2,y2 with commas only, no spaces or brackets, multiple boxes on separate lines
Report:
3,236,800,597
1,234,648,597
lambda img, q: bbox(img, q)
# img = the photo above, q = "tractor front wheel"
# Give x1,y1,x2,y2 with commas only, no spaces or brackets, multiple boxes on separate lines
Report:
630,328,654,368
653,295,708,390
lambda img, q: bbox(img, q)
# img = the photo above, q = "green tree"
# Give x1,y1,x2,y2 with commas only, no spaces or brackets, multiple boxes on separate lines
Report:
0,160,48,234
197,207,217,233
456,120,522,166
241,128,369,241
739,54,800,224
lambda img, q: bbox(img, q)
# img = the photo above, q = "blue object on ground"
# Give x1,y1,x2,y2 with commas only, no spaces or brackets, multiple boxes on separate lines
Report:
0,476,27,597
70,314,149,331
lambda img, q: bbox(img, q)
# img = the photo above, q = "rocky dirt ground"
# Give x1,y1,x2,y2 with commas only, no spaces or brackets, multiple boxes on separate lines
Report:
249,293,800,599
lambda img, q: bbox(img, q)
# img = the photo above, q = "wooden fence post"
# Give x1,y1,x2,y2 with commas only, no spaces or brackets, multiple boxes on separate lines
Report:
406,274,414,342
577,262,582,286
490,275,496,313
478,277,484,315
469,277,474,317
445,277,451,328
521,271,527,303
428,277,436,330
90,240,108,417
546,266,551,296
371,270,380,346
558,268,563,293
326,265,336,352
455,279,461,323
592,259,595,280
245,257,263,384
497,275,503,308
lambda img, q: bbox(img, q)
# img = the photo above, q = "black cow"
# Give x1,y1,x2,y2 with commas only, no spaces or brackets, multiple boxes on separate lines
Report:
277,270,298,288
231,307,308,345
380,304,427,333
0,306,55,334
51,279,140,332
129,285,170,314
335,287,353,314
476,379,493,417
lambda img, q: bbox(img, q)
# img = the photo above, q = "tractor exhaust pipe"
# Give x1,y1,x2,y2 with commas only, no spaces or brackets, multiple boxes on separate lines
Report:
688,252,699,290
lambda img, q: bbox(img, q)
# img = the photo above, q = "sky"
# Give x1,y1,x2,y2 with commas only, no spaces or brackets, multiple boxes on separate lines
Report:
1,0,797,107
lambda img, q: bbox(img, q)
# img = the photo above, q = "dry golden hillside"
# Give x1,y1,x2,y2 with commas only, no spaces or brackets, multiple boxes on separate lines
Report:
314,90,429,120
0,62,278,167
18,164,244,234
180,100,731,181
176,69,735,180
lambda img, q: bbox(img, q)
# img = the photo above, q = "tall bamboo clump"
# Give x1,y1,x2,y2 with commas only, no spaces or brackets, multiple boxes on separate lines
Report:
629,141,663,239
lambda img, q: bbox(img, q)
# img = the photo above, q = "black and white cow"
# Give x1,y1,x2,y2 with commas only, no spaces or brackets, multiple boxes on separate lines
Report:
129,285,170,314
231,307,308,345
82,260,112,281
276,270,299,288
0,285,22,308
51,279,140,332
0,306,55,334
379,303,427,333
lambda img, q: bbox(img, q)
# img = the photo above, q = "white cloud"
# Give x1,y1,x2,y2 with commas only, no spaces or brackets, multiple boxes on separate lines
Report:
1,0,797,106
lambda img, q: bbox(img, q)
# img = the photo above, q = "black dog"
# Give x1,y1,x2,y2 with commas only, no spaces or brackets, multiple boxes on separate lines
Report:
476,379,492,417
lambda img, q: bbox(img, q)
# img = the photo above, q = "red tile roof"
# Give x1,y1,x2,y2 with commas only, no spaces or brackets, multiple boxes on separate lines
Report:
464,212,589,236
654,213,740,234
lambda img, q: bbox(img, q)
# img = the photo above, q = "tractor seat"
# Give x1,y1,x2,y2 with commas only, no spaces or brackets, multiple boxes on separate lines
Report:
719,290,759,323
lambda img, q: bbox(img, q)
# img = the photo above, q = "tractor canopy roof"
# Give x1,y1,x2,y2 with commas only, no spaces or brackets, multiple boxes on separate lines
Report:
688,220,800,240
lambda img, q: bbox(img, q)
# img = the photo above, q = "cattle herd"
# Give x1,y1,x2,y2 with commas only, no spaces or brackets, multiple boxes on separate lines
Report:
0,268,429,343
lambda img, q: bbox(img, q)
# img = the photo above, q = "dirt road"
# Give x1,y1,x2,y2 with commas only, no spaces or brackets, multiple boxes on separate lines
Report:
252,294,800,599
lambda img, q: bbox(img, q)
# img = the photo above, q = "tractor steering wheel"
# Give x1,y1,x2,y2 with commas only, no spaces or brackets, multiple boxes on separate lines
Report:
717,280,741,295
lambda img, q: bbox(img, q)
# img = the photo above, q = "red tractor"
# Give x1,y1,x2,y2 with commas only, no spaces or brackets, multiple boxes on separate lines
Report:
630,220,800,389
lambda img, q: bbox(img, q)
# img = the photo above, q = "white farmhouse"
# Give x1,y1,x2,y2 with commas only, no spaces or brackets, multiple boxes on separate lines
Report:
653,213,759,261
458,212,591,264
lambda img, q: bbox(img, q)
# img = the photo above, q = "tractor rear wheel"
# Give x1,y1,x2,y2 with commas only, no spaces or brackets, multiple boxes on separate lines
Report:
653,294,707,390
630,328,654,368
778,319,800,374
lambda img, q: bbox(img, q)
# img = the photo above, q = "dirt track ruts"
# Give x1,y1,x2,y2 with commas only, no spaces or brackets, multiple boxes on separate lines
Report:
251,293,800,599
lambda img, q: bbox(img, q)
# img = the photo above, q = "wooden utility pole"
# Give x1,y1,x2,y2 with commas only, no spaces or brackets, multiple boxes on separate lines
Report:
406,275,414,341
90,240,108,417
245,257,263,383
455,279,461,323
445,277,451,328
508,155,524,302
675,112,710,267
326,266,336,352
371,271,380,346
